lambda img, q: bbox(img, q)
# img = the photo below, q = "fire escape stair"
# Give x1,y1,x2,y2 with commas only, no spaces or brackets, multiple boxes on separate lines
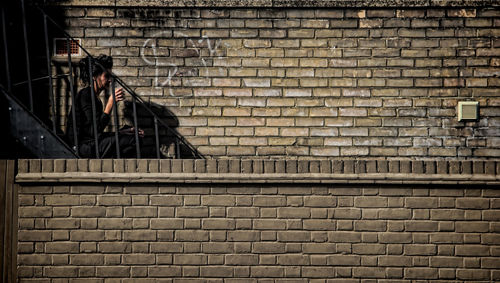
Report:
1,1,204,160
1,86,78,158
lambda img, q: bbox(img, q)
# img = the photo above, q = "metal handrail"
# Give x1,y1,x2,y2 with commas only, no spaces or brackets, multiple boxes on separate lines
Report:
12,74,71,87
5,3,204,159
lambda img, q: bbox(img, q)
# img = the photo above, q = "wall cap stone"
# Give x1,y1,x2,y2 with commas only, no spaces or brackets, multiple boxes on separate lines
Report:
46,0,499,7
17,159,500,185
15,172,500,184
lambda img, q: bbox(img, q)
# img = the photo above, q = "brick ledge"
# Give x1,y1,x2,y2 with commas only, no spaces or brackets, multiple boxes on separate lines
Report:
15,172,500,184
17,159,500,185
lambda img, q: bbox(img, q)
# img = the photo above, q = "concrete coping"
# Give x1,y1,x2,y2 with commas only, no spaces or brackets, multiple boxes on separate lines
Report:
46,0,498,7
16,159,500,185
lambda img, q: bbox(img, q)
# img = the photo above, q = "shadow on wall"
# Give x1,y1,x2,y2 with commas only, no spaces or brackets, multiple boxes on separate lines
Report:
122,99,202,159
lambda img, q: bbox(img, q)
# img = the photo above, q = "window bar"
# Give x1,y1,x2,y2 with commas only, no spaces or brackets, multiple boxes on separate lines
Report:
87,57,100,159
67,38,78,154
110,77,121,158
1,7,12,92
43,13,56,133
20,0,33,111
132,96,141,158
154,117,160,159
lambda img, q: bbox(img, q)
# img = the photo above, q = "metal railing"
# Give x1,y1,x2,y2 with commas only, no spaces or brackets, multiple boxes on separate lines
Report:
1,0,204,159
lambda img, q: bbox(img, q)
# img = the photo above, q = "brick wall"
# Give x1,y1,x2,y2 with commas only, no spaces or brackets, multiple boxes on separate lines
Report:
16,159,500,281
53,5,500,159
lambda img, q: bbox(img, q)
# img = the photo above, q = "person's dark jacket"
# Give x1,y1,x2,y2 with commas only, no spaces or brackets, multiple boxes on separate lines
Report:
66,86,110,146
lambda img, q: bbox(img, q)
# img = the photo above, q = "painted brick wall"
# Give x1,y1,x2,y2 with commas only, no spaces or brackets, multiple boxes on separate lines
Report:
16,159,500,281
17,184,500,281
53,6,500,159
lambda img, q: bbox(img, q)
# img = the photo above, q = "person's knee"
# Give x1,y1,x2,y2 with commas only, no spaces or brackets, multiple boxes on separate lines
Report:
119,135,137,147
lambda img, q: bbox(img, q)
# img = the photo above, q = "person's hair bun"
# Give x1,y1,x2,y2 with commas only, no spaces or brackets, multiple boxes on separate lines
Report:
79,54,113,86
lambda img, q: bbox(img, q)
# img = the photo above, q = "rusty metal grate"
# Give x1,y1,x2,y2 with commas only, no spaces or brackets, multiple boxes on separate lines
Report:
54,38,81,56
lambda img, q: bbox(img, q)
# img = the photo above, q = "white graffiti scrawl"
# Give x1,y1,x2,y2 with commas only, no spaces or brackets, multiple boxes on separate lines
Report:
141,31,228,97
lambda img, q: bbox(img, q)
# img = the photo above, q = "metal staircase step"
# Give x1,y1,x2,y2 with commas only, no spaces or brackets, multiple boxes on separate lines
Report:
1,87,77,158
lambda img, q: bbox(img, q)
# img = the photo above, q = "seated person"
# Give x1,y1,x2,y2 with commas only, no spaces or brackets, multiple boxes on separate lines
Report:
66,55,143,158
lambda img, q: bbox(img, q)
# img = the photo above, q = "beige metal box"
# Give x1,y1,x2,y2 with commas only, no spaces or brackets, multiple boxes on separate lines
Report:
457,101,479,121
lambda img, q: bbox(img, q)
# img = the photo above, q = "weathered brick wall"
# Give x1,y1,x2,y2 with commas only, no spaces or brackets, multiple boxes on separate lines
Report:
16,159,500,281
54,6,500,159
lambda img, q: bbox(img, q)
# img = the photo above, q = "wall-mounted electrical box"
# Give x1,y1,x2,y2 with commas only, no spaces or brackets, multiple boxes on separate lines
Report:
457,101,479,121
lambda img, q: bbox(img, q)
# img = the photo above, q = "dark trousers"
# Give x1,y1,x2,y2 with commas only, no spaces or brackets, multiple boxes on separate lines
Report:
79,133,137,158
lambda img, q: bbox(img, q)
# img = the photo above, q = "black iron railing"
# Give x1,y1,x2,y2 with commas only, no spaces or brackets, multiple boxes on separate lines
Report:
1,0,204,159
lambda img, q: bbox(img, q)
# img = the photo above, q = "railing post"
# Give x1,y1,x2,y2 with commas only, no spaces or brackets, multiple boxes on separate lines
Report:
87,57,100,158
20,0,33,111
67,39,78,154
43,13,56,133
131,96,141,158
175,140,180,159
154,117,160,159
110,77,121,158
1,7,11,92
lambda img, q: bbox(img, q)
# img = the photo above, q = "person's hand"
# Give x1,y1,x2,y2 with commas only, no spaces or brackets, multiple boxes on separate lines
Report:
137,128,145,137
120,127,144,137
110,88,124,104
114,88,124,102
